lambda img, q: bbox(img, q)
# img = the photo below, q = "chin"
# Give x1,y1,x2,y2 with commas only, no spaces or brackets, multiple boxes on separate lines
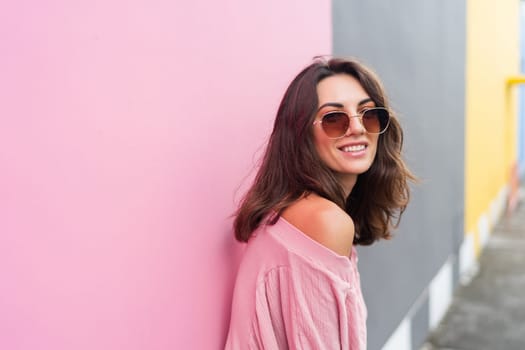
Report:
343,164,373,175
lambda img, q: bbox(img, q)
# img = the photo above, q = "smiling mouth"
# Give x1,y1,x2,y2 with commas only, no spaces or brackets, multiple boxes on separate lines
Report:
340,144,367,152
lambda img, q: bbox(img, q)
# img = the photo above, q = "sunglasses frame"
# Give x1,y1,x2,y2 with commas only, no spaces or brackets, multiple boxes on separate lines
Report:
312,107,390,139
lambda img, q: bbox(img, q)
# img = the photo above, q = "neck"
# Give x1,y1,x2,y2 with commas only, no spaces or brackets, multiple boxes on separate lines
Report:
337,174,358,199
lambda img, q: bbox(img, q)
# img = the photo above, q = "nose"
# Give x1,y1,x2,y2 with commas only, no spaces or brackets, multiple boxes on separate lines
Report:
344,115,365,136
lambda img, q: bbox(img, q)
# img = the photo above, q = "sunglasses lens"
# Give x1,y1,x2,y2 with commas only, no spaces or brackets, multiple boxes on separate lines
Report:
362,108,390,134
321,112,349,138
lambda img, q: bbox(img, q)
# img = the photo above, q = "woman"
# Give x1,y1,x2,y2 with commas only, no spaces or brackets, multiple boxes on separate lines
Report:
225,57,414,349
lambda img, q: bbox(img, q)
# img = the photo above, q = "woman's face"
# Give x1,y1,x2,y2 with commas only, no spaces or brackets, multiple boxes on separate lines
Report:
313,73,379,193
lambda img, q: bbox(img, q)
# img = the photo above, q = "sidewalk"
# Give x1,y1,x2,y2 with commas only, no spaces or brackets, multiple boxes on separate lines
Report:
423,193,525,350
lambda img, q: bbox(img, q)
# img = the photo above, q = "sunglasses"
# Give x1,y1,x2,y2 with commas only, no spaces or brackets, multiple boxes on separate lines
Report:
313,107,390,139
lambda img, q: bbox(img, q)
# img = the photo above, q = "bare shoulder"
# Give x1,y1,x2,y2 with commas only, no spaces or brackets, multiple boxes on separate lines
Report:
281,193,355,257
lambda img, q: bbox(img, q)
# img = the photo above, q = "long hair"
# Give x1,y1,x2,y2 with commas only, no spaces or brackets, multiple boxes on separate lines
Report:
234,57,415,245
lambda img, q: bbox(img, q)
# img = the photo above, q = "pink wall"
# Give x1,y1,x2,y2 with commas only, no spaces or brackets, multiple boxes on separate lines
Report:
0,1,331,349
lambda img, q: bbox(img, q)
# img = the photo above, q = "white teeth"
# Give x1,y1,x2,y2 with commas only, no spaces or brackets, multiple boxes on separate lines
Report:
341,145,366,152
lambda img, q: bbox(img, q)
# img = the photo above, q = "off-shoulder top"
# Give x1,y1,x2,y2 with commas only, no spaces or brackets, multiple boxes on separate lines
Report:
225,216,367,349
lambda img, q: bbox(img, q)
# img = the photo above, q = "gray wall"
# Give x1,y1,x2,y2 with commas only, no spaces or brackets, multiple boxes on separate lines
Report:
332,1,466,349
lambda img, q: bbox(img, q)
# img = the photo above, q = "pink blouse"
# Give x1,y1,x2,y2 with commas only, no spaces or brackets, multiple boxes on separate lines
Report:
225,216,367,350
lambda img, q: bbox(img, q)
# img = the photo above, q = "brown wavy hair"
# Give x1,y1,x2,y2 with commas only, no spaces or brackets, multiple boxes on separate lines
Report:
234,57,415,245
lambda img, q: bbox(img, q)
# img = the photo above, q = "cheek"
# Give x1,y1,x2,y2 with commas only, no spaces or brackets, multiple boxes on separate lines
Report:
370,136,380,156
313,129,328,153
313,134,335,166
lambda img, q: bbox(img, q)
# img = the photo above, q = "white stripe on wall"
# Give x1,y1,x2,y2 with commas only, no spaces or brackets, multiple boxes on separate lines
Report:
428,257,453,330
478,214,490,248
489,186,509,227
459,232,478,285
381,317,412,350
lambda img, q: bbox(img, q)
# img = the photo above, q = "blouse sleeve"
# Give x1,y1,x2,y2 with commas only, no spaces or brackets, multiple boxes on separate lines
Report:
252,263,366,350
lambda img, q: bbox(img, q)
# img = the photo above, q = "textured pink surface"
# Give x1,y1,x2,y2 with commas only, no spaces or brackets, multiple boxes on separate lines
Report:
0,1,331,349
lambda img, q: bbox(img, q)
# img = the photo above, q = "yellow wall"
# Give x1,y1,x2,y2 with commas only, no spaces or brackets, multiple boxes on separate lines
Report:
465,0,520,252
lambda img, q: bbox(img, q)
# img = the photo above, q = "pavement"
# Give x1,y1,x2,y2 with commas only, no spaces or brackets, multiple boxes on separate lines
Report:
422,191,525,350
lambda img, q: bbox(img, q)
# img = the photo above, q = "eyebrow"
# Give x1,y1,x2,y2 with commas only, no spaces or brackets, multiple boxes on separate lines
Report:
317,98,374,112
